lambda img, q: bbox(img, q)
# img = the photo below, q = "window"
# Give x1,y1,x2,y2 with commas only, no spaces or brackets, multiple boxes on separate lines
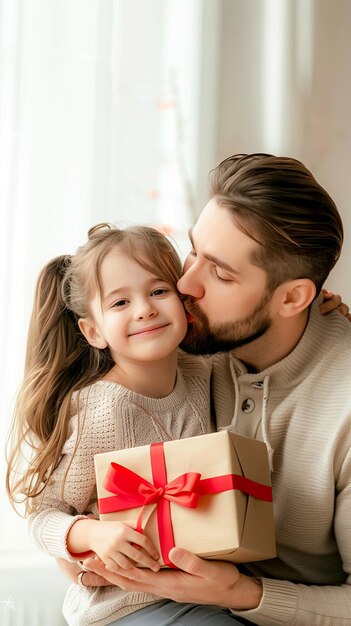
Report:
0,0,220,567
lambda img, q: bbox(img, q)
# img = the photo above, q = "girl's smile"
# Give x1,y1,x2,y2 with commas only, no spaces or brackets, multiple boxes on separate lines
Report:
128,322,171,337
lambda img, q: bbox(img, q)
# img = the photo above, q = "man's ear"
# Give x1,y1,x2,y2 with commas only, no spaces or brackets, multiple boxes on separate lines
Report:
78,318,108,349
276,279,317,318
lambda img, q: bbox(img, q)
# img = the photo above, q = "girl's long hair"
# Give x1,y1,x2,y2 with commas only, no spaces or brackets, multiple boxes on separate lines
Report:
6,223,182,515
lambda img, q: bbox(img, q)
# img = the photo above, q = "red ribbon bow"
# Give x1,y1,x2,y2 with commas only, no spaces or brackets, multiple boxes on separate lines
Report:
104,462,201,510
98,442,272,567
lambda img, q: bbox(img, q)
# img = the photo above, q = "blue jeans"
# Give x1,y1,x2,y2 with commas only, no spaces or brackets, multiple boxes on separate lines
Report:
113,600,255,625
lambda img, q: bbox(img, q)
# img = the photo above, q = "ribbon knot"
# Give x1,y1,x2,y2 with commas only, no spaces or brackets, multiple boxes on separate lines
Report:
140,485,165,505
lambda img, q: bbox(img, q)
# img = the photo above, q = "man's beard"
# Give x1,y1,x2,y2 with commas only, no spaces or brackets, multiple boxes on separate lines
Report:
180,294,272,356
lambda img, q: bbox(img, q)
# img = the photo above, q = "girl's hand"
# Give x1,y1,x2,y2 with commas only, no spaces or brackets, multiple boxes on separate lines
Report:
89,520,160,572
320,289,351,320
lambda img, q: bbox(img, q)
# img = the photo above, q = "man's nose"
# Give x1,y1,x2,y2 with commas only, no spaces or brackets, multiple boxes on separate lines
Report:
177,262,205,299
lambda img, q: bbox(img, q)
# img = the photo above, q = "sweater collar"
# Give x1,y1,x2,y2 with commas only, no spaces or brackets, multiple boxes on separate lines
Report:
229,296,343,390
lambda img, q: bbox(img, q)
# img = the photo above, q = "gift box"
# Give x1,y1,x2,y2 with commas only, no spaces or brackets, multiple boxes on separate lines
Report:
94,431,275,567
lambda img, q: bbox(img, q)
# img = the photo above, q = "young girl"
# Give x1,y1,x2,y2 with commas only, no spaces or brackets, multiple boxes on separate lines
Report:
6,223,213,626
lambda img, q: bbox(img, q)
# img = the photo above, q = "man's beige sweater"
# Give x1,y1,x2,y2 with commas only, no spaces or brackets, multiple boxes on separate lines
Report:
28,352,213,626
212,300,351,625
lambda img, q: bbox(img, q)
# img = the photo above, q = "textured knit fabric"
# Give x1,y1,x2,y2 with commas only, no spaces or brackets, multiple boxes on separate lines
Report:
211,299,351,625
28,351,213,626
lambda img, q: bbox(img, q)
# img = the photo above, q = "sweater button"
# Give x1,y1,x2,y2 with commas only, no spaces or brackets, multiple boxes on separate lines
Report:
241,398,255,414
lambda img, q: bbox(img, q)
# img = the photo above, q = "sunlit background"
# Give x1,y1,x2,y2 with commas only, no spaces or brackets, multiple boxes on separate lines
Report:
1,0,350,623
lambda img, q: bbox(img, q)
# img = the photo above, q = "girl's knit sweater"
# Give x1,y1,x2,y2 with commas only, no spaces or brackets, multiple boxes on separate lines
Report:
29,351,213,626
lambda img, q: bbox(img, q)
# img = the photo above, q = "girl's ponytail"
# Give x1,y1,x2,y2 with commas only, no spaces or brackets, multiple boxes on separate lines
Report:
6,255,112,515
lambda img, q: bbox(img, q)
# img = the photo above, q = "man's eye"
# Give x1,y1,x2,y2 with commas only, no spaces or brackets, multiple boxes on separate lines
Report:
215,270,233,282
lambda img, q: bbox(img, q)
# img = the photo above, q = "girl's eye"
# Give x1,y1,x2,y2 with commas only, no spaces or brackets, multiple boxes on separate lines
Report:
113,299,128,307
190,249,197,257
152,288,168,296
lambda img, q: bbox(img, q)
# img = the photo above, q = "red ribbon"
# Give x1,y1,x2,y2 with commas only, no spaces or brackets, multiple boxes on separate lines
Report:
99,442,272,567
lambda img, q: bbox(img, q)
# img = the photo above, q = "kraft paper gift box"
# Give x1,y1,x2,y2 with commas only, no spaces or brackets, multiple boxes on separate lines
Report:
94,430,276,567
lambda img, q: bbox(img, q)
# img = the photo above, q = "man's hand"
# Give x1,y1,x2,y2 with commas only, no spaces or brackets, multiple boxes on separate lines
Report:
83,548,263,610
56,557,112,587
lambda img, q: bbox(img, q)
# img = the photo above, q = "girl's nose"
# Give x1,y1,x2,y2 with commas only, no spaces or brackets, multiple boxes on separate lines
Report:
135,300,157,320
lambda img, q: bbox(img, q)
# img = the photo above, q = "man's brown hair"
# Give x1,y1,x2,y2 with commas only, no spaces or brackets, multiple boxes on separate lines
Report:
210,153,343,293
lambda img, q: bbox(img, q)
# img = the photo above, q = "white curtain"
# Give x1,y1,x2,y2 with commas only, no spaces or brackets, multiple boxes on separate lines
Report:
0,0,220,584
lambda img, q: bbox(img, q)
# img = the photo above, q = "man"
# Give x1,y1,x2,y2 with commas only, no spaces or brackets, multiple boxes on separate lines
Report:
62,154,351,625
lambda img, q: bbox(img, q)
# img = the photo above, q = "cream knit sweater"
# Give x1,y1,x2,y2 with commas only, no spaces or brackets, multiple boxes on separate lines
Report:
211,300,351,625
28,352,213,626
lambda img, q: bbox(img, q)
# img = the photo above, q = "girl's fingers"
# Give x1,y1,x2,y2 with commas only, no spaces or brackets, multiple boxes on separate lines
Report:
103,534,161,571
124,523,159,560
321,288,334,300
123,545,160,571
112,535,160,570
94,521,161,571
104,554,134,571
337,303,350,317
320,290,350,319
319,291,341,313
105,548,160,572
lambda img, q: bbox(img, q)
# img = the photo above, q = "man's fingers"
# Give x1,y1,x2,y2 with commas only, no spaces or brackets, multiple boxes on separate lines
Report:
82,556,137,588
168,548,212,577
85,558,156,591
80,571,112,587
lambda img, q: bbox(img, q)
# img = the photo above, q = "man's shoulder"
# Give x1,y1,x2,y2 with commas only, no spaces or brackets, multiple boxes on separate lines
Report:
312,309,351,359
283,309,351,396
